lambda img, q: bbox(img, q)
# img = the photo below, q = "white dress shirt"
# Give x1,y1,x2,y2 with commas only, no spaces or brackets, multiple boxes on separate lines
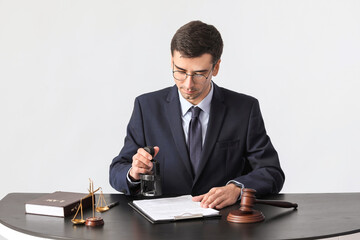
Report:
178,81,214,145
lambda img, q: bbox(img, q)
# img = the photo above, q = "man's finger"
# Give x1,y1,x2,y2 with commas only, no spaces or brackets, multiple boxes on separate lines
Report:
137,148,153,160
202,191,223,208
134,151,153,167
215,200,230,209
192,194,204,202
132,158,150,168
154,146,160,157
201,187,220,204
209,195,226,209
200,193,211,207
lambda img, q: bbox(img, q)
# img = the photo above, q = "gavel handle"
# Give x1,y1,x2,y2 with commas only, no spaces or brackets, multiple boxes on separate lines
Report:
255,199,298,209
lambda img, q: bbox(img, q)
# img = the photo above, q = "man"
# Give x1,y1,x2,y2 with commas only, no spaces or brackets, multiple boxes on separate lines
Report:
110,20,284,209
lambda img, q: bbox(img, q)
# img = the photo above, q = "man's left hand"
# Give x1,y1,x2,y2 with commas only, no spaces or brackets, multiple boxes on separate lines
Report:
192,183,242,209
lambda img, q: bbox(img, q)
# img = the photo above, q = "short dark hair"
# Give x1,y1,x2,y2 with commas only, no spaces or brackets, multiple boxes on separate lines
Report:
171,20,223,65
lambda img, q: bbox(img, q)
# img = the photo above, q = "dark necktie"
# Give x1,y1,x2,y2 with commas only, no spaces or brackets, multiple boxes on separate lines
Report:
188,106,202,174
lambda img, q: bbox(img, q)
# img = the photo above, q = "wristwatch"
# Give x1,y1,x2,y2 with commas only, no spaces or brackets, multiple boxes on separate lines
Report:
227,180,244,200
227,180,244,189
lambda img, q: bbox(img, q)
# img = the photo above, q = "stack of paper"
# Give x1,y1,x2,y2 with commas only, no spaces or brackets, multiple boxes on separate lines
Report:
130,195,220,223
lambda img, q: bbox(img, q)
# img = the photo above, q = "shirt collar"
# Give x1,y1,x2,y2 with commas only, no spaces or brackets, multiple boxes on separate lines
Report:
179,81,213,116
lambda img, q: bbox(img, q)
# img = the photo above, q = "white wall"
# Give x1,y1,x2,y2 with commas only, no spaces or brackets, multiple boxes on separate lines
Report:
1,0,359,200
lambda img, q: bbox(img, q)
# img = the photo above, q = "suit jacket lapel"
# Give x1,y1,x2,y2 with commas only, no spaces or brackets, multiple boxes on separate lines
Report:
194,83,226,184
165,85,194,179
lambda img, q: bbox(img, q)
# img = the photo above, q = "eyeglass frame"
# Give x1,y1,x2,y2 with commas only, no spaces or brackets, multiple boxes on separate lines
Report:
172,62,214,82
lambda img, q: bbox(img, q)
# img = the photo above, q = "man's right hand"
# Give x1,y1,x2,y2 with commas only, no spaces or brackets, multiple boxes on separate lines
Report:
129,146,160,181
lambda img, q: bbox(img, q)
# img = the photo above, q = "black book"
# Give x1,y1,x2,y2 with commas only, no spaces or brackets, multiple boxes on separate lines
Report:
25,191,92,217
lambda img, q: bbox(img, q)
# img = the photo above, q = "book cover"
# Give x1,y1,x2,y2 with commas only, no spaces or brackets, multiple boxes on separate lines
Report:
25,191,92,217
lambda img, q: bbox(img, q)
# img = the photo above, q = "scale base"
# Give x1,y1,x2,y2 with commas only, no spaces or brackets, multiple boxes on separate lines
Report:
85,217,104,227
227,209,265,223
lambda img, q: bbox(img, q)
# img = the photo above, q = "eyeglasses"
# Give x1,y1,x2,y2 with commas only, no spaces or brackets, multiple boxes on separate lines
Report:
172,63,213,82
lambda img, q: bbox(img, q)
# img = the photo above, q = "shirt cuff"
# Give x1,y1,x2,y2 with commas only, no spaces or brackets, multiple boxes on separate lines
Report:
127,167,141,186
226,180,244,200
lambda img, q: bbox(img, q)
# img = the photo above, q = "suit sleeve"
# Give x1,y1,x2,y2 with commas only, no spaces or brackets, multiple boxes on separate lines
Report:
233,100,285,196
109,98,145,195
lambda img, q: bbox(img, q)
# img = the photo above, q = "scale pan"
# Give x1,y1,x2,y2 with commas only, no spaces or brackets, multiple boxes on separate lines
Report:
71,219,86,225
96,206,109,213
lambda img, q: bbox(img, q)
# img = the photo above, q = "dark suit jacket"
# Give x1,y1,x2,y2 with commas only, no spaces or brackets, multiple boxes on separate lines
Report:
109,83,284,197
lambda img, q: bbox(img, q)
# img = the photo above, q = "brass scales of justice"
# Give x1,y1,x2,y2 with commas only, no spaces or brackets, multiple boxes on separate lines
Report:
71,179,110,227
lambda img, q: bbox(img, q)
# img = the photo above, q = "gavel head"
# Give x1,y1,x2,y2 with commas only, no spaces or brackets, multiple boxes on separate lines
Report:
239,188,257,213
227,188,265,223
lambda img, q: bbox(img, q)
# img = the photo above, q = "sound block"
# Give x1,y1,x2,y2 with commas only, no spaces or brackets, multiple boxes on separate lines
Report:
227,209,265,223
85,217,104,227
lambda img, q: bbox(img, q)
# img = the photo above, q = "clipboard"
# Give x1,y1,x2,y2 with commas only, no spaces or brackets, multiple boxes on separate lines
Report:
128,195,221,224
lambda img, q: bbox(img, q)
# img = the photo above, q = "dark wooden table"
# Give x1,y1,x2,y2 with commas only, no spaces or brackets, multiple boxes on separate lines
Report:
1,192,360,240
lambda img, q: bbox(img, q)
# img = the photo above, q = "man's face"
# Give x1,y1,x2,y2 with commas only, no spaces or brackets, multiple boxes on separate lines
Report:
171,50,220,105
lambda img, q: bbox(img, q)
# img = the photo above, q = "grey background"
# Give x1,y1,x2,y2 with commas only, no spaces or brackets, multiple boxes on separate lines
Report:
1,0,359,200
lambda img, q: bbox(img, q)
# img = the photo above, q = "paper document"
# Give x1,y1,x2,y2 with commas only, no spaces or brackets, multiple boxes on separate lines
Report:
131,195,220,222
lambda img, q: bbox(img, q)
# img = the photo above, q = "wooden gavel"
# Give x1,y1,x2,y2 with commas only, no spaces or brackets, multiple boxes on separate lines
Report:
227,188,298,223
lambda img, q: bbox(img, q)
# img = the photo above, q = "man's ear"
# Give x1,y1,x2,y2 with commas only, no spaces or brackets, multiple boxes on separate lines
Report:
171,55,174,69
212,59,221,76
